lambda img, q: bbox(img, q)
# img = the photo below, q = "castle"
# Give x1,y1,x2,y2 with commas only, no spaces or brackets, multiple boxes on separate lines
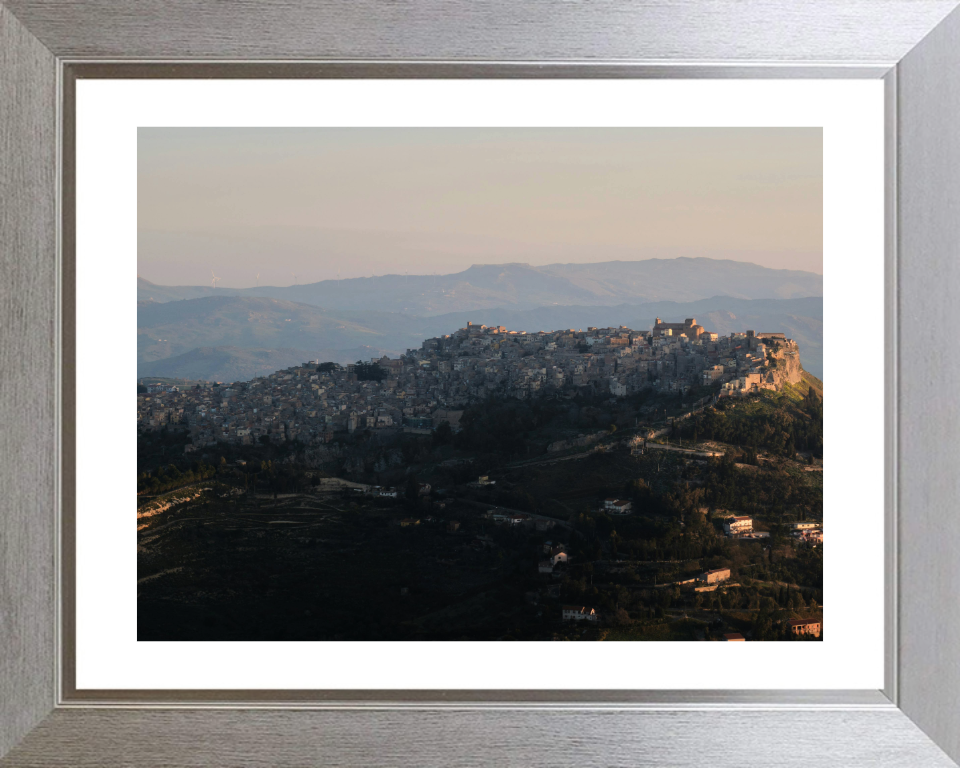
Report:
653,317,706,339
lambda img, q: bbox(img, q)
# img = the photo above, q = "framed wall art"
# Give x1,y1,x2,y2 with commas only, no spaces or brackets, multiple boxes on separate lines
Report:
2,2,959,766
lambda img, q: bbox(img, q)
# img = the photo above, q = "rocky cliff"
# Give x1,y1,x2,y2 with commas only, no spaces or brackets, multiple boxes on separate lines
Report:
765,341,804,388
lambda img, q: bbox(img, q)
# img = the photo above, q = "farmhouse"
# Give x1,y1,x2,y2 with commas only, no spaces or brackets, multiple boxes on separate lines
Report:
723,515,753,536
699,567,731,585
603,498,634,516
787,618,822,637
562,606,599,622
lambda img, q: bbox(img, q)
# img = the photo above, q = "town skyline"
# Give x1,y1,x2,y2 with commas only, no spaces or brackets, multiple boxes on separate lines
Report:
138,318,806,447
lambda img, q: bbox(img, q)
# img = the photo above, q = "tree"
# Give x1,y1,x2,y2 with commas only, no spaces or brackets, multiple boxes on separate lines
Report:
405,476,420,502
803,386,822,419
354,360,385,382
433,421,453,446
611,608,632,627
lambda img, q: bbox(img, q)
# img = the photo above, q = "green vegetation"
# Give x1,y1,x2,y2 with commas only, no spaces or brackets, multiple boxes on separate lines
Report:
138,381,823,642
138,461,217,495
702,452,822,524
677,386,823,458
354,360,385,382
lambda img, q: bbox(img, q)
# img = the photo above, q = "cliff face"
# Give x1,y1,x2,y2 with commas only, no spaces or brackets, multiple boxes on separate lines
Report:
765,341,803,388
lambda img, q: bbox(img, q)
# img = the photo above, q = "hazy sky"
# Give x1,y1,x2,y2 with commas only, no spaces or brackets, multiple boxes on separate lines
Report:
139,128,822,288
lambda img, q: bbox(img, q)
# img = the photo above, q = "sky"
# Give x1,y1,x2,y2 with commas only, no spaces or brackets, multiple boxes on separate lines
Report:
138,128,822,288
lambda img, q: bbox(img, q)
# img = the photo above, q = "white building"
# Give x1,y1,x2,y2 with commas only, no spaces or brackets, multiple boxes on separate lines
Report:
723,516,753,536
604,499,633,516
604,498,633,515
562,606,599,622
699,568,731,585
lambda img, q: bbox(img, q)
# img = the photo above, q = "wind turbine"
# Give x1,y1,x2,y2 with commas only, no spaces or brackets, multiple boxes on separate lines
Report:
210,270,221,290
291,273,299,286
255,273,260,287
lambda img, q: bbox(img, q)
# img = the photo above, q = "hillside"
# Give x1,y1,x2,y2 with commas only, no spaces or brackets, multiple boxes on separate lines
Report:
541,258,821,303
137,296,430,367
800,370,824,399
138,346,317,382
138,344,412,381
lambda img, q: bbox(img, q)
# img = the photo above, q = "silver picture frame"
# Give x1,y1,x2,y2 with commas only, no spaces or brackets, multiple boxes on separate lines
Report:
2,2,959,765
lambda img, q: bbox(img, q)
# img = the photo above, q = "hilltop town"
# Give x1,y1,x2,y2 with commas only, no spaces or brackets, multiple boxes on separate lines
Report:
138,318,822,643
138,319,803,451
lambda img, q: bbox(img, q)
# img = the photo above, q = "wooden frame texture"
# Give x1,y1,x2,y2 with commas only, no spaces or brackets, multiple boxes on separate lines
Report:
2,2,960,765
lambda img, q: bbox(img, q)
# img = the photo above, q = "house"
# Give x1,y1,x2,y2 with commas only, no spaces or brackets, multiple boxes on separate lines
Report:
549,546,569,566
399,518,420,527
562,606,599,622
794,529,823,544
604,499,633,516
699,567,731,584
379,487,398,498
701,365,725,385
723,515,753,536
788,522,819,531
787,618,822,637
446,521,460,533
538,560,554,574
723,633,745,641
603,498,633,515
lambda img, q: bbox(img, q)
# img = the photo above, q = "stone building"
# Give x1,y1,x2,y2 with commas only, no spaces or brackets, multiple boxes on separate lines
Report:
653,317,705,339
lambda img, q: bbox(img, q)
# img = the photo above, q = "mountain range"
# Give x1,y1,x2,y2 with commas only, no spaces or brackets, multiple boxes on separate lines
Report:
138,257,822,316
138,258,823,382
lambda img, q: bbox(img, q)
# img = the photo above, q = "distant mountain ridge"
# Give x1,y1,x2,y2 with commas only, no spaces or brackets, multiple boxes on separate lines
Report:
137,295,420,367
138,257,822,316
